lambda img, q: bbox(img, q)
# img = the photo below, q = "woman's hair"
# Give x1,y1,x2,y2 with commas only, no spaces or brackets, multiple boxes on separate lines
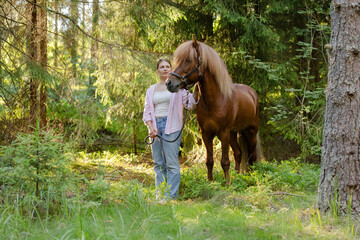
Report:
156,58,171,69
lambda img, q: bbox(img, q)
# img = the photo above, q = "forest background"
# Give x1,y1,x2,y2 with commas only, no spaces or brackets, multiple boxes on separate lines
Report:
0,0,330,162
6,1,360,239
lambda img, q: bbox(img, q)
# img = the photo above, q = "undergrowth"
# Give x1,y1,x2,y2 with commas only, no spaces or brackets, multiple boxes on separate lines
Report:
0,135,359,239
179,159,320,201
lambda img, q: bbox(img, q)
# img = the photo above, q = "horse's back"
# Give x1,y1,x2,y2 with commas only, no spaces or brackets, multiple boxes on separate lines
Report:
231,83,259,131
232,83,258,107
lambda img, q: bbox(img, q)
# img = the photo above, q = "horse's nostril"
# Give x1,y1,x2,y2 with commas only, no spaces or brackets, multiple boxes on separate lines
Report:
166,81,171,87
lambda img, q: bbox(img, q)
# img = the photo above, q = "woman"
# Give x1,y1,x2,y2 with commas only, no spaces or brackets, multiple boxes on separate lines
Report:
143,58,197,200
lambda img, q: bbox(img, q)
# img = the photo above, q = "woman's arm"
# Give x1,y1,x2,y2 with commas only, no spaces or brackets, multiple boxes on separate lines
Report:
145,120,157,138
143,87,157,137
143,88,153,123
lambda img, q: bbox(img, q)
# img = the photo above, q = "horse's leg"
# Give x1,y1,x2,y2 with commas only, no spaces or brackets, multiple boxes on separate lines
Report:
218,130,231,184
244,128,258,166
229,131,241,173
238,132,249,173
202,131,215,181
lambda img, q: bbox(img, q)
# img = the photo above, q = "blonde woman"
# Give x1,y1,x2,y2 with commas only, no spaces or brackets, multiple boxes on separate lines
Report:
143,59,197,200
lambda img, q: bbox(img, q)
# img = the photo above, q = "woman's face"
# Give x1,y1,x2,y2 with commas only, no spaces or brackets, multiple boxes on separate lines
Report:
157,61,171,80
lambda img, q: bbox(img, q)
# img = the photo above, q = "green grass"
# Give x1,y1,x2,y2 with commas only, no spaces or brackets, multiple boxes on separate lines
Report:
1,150,359,239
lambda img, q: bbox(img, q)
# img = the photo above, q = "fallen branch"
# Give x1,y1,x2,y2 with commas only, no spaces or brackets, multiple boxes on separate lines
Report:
268,192,304,197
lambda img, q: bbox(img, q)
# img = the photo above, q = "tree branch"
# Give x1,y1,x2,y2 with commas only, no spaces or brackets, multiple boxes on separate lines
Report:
25,0,170,56
268,192,305,197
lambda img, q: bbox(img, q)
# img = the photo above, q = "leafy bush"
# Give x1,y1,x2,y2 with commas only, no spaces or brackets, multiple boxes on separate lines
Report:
85,176,111,202
179,166,223,200
251,160,321,192
265,88,325,159
179,159,320,201
0,125,76,198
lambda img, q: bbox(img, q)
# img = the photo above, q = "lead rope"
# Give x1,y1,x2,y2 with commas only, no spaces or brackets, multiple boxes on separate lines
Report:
144,91,190,171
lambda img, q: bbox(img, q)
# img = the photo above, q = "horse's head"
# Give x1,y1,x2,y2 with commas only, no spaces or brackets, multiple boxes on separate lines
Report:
166,38,202,92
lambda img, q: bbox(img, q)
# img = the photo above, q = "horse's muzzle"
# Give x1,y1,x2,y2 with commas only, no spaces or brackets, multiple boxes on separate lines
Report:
166,79,181,93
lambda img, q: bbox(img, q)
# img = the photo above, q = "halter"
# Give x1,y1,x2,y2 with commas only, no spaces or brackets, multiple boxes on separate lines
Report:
170,56,202,89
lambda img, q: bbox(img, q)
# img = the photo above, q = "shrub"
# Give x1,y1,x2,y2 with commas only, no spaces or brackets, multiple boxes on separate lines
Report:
85,176,111,202
0,124,76,198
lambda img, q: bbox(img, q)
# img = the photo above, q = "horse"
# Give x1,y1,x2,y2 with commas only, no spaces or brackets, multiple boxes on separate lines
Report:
166,38,261,184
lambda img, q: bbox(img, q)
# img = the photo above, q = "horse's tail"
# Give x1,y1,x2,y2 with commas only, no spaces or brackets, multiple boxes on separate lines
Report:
255,132,265,163
238,131,265,172
238,133,248,173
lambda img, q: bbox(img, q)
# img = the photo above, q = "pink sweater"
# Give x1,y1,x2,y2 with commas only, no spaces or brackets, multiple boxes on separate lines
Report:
143,84,197,134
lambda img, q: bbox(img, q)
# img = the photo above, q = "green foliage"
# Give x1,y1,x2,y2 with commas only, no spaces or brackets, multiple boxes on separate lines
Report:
0,124,75,196
48,94,107,146
180,159,321,201
250,160,320,192
0,152,358,239
266,88,325,157
0,0,331,160
180,166,223,199
85,176,111,203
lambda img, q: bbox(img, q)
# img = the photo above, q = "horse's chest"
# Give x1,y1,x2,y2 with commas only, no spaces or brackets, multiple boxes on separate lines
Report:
198,118,219,133
196,109,232,133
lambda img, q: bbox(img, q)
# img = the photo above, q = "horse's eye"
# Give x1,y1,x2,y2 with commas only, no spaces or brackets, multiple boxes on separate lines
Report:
185,59,191,63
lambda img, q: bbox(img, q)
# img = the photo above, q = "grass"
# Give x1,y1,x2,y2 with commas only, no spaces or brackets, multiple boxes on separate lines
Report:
1,149,360,239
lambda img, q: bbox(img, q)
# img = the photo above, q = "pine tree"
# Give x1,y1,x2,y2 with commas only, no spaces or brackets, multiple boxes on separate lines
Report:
318,0,360,215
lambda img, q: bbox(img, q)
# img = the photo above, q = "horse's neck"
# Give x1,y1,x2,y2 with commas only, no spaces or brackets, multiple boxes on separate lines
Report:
199,73,224,107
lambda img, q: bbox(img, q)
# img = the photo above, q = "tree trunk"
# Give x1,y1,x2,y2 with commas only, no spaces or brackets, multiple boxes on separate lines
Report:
29,0,38,128
70,0,78,81
39,0,48,128
132,121,137,155
131,30,137,155
91,0,99,56
54,0,58,68
0,32,2,86
89,0,99,97
318,0,360,215
310,32,321,83
82,1,86,59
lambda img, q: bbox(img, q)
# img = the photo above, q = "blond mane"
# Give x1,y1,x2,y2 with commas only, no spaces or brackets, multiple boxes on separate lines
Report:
173,41,233,98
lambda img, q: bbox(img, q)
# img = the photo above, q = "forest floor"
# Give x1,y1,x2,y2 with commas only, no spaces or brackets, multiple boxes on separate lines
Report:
2,148,360,239
69,148,360,240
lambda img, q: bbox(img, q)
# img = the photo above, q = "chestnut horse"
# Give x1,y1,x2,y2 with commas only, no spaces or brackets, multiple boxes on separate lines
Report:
166,38,261,184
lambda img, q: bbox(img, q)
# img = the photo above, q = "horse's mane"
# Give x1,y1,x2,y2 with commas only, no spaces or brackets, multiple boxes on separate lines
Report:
173,41,233,98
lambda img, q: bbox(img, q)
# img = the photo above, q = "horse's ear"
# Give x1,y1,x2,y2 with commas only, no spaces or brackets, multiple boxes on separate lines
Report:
192,35,198,48
182,38,187,43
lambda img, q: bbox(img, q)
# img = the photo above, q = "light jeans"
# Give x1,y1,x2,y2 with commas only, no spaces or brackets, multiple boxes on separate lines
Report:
151,117,182,199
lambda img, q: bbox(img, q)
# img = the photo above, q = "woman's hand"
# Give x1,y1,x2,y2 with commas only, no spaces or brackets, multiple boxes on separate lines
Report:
148,126,158,138
146,121,157,138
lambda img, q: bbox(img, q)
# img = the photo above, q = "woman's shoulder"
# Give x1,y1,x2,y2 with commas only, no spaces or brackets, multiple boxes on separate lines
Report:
146,84,157,92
